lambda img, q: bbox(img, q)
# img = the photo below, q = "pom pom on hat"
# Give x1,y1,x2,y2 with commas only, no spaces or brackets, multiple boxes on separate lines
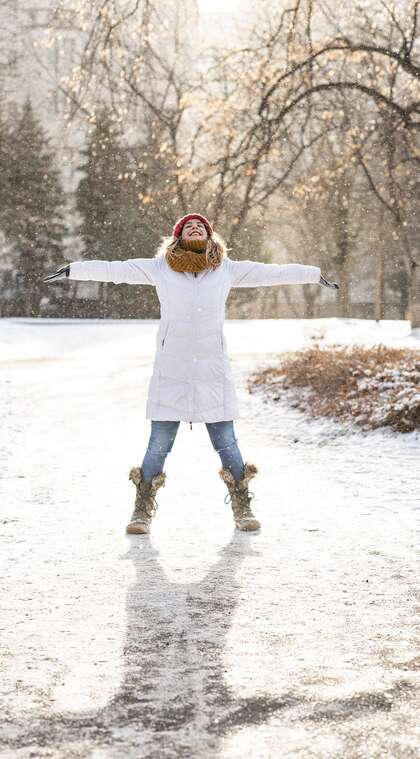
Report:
172,213,213,239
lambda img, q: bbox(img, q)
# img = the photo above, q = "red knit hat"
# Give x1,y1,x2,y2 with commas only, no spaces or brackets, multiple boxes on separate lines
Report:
172,213,213,239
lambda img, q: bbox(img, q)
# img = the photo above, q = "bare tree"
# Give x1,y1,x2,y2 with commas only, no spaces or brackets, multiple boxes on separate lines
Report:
251,0,420,326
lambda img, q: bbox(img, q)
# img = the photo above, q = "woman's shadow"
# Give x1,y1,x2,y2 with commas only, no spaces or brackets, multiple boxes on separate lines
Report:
6,533,293,756
97,532,291,754
96,534,416,755
6,530,403,756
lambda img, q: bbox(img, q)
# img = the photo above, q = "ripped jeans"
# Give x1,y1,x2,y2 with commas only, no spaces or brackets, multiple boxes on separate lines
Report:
141,420,245,483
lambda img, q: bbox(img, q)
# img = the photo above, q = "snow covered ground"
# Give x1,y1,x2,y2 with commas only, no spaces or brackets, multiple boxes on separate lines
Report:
1,317,419,758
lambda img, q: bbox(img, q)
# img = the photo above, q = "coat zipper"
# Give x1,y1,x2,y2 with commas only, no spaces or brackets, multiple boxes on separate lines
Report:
190,272,197,427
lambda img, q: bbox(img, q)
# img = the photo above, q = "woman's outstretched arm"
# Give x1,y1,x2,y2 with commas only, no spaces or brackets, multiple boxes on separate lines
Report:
43,258,159,286
228,259,338,288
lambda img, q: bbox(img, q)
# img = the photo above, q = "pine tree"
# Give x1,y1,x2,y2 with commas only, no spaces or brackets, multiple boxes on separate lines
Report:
76,108,130,262
0,111,13,316
76,107,161,318
0,110,10,218
4,99,66,316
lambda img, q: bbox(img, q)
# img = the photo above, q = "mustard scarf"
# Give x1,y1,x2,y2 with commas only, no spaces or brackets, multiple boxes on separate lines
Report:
165,237,222,273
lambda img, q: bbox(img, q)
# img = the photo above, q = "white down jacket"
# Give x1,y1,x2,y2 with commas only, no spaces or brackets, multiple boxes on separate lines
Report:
69,255,321,423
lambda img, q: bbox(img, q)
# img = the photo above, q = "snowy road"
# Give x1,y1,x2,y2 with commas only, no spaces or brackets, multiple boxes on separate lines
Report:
1,318,419,759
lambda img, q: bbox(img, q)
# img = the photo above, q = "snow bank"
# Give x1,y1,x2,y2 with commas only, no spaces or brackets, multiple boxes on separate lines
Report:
0,316,418,364
248,344,420,433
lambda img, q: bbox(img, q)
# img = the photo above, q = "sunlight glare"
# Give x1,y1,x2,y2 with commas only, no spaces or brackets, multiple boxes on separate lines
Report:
198,0,241,13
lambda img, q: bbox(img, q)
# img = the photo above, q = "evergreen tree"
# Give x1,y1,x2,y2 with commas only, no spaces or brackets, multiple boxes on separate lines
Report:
0,110,11,220
76,107,161,318
76,108,130,262
0,111,13,316
3,99,66,316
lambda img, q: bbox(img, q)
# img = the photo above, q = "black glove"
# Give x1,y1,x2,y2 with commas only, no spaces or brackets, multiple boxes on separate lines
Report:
43,264,70,283
319,274,339,289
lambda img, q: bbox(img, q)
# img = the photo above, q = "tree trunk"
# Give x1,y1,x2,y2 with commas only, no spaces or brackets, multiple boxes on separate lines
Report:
281,286,300,318
337,250,351,317
334,197,351,318
374,210,385,322
303,283,317,319
408,263,420,329
260,287,277,318
99,282,107,318
400,269,410,320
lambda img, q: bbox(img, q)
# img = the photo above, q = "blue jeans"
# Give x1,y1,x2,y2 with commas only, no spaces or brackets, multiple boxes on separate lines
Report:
141,420,245,482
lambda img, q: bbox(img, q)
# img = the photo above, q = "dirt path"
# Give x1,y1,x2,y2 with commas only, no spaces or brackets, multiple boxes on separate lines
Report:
1,321,419,758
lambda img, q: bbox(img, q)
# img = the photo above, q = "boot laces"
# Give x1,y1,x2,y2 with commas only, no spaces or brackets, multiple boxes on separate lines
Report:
144,494,158,518
224,488,255,517
135,487,159,520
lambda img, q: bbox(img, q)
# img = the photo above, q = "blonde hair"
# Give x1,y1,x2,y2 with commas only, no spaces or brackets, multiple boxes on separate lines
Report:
155,231,229,269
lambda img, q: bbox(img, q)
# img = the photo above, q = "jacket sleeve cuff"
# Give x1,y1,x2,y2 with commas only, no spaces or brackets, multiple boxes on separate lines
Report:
68,262,89,280
307,265,321,283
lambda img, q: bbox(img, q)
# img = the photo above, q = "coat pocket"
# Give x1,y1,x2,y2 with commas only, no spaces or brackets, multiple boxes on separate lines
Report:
161,322,170,350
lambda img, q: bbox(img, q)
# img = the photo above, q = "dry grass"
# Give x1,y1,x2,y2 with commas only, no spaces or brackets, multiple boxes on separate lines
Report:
247,344,420,433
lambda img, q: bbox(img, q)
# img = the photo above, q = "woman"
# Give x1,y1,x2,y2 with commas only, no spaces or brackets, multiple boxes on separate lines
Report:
45,213,338,535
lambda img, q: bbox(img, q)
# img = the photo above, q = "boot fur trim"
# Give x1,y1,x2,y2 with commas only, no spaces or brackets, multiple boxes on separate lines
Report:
129,466,166,492
219,461,258,489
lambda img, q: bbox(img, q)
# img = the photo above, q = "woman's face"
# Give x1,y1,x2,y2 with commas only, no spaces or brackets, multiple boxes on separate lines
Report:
181,219,208,242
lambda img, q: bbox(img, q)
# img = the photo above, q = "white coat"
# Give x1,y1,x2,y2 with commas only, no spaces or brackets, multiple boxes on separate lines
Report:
69,255,321,423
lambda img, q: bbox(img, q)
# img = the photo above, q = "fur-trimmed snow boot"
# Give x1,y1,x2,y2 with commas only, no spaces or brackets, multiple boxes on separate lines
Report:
219,462,261,531
126,467,166,534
